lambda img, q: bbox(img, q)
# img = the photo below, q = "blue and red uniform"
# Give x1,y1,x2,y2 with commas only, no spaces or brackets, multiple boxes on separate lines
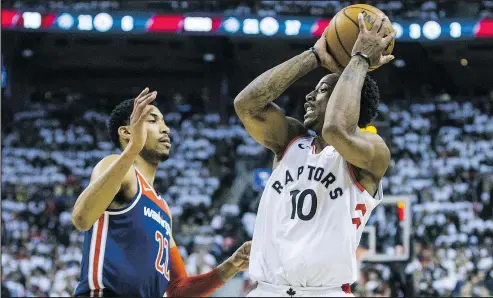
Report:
74,168,173,297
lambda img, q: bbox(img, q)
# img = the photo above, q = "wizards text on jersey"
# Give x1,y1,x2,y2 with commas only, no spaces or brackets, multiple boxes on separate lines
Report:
144,206,172,236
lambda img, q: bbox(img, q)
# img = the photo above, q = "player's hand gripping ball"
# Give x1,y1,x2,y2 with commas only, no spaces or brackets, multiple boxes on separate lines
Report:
324,4,395,71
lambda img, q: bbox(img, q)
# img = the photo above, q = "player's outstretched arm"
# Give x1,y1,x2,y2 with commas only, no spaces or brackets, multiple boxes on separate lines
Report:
321,14,395,178
72,88,157,231
234,35,341,156
166,239,251,297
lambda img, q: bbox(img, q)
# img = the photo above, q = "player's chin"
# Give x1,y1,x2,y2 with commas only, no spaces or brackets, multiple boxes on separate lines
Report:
303,117,316,129
156,150,170,161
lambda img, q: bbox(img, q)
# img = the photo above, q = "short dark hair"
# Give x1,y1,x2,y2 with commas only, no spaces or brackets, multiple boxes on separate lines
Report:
359,75,380,127
108,99,156,149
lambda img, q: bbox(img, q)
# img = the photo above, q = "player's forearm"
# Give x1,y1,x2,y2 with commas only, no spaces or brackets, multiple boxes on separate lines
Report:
72,148,138,231
234,50,318,115
167,269,226,297
215,258,241,282
322,56,369,139
166,247,239,297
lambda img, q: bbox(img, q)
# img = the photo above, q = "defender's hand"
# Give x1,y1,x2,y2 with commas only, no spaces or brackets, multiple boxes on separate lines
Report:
228,241,251,272
127,87,157,154
351,14,395,67
313,27,343,73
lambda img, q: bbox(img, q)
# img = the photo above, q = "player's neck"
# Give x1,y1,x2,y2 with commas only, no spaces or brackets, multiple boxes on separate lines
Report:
134,156,157,185
313,135,330,153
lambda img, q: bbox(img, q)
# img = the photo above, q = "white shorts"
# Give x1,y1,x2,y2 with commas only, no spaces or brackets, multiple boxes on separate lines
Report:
247,282,355,297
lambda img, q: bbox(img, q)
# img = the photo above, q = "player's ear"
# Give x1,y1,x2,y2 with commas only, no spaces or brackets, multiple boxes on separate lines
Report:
118,125,131,142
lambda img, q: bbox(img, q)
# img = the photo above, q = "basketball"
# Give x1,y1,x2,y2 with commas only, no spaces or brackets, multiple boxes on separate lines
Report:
325,4,395,71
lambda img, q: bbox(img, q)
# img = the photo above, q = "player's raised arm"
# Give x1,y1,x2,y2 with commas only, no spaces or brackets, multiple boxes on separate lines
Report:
234,34,341,156
166,237,251,297
321,14,395,178
72,88,157,231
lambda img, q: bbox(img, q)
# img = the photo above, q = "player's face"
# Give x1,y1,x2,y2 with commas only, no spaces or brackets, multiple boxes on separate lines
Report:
141,106,171,163
303,74,339,132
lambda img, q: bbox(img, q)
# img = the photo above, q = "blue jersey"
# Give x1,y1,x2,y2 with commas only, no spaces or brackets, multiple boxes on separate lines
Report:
75,168,173,297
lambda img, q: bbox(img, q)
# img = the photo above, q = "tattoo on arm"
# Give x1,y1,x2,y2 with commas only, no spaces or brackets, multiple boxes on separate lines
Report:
324,56,369,132
235,50,318,114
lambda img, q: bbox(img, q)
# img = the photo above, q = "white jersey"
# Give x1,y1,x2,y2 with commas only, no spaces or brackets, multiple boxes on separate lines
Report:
249,135,383,288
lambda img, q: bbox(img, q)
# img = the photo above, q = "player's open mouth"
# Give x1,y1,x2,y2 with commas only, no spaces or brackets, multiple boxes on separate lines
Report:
304,103,315,118
304,107,315,119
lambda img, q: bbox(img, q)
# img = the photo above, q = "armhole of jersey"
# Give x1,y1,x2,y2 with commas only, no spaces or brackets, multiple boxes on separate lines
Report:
277,135,305,161
346,161,365,193
106,169,142,215
346,161,384,203
374,181,384,202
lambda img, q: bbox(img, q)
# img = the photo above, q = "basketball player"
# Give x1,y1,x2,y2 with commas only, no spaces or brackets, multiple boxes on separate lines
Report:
234,14,395,297
72,89,251,297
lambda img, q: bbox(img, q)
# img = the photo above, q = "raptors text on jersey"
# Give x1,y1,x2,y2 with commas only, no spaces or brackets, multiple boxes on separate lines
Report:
249,136,383,287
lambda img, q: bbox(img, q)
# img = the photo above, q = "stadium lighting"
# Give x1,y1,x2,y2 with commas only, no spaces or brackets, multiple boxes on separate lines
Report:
22,12,41,29
284,20,301,36
94,13,113,32
409,23,421,39
57,13,74,30
203,53,215,62
392,22,403,39
121,16,133,32
423,21,441,40
243,18,259,34
450,22,461,38
259,17,279,36
184,17,213,32
223,17,240,33
77,14,93,31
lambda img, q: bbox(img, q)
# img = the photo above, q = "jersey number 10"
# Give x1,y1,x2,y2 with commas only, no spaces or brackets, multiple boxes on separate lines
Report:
290,189,317,221
155,231,170,280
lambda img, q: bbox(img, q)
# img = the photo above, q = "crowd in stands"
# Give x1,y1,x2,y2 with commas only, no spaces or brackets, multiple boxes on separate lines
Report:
2,89,493,296
237,95,493,296
5,0,493,19
1,92,263,296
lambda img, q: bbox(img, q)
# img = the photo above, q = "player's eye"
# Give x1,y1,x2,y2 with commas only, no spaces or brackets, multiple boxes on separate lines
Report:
148,120,156,123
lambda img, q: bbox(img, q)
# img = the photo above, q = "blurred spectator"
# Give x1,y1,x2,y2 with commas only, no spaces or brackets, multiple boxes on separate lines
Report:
1,92,261,296
2,89,492,297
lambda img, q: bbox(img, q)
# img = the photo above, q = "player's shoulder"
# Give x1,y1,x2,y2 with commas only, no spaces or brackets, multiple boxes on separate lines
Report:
91,154,135,184
359,131,390,178
94,154,121,171
284,117,309,147
286,117,307,136
277,134,312,163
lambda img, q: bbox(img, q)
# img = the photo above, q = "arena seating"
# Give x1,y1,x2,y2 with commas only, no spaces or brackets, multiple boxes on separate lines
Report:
237,97,493,296
2,91,492,296
1,93,262,296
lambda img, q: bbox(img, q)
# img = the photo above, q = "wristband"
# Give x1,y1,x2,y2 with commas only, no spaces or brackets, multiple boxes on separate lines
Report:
310,47,322,67
352,52,371,66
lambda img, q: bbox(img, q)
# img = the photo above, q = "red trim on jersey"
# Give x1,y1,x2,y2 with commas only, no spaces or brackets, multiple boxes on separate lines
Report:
311,138,316,154
92,216,105,290
351,217,362,229
278,135,305,161
167,246,224,297
341,283,352,294
355,203,367,216
346,161,365,192
136,172,172,219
